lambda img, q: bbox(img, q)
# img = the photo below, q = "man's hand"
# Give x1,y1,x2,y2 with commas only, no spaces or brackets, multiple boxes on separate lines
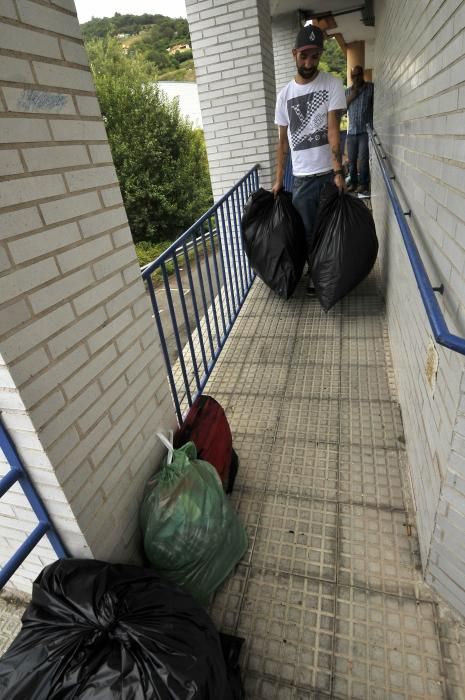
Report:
346,85,361,107
271,180,283,196
334,173,345,192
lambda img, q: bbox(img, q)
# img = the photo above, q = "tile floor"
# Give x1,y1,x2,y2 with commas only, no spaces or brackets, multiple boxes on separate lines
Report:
205,268,465,699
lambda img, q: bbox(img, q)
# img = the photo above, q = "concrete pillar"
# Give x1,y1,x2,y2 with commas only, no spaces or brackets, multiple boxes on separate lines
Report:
346,41,365,84
0,1,176,591
185,0,277,197
272,12,300,94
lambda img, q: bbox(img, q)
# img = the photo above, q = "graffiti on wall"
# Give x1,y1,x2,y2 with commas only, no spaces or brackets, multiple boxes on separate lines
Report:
16,89,69,112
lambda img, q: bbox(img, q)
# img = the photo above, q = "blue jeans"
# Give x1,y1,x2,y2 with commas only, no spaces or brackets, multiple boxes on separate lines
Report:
347,132,369,188
292,172,333,259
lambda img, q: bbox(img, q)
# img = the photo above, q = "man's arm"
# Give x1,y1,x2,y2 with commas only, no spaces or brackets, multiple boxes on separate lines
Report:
346,86,360,107
328,110,345,191
271,125,288,195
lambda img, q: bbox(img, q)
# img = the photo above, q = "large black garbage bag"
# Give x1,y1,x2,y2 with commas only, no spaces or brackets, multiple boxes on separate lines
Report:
241,188,306,299
0,559,237,700
220,633,245,700
311,183,378,311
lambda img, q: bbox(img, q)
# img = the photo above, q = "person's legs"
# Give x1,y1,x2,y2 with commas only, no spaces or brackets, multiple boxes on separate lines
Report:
358,132,370,189
292,174,330,256
346,135,359,188
292,176,315,255
292,177,318,292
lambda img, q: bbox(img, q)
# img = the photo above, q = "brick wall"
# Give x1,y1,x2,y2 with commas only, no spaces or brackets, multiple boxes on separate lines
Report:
0,365,88,590
185,0,277,198
429,368,465,616
0,0,176,591
372,0,465,615
271,12,299,94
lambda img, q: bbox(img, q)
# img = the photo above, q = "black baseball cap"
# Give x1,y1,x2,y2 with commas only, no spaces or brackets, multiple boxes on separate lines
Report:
294,25,324,51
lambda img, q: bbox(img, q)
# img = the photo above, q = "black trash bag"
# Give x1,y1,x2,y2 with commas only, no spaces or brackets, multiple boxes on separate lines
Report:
219,634,246,700
311,183,378,311
241,188,306,299
0,559,238,700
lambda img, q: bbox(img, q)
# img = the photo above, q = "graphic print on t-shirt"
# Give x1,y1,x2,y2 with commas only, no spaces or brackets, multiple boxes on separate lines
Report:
287,90,329,151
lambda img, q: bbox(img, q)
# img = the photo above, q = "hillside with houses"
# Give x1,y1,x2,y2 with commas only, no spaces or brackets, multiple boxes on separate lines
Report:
80,13,195,81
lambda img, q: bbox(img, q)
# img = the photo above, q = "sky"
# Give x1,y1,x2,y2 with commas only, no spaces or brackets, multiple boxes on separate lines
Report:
74,0,187,23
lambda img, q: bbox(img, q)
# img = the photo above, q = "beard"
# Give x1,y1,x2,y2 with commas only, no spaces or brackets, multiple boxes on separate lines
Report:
297,65,318,81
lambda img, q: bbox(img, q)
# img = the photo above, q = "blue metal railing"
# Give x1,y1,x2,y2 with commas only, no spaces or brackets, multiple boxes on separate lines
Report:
283,154,294,192
0,414,69,589
142,165,260,422
368,127,465,356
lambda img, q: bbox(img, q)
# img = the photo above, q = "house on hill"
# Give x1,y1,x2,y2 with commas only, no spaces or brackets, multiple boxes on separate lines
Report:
167,43,190,54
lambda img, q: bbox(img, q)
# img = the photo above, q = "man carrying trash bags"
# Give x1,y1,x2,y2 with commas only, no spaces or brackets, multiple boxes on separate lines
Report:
241,23,378,310
272,24,346,286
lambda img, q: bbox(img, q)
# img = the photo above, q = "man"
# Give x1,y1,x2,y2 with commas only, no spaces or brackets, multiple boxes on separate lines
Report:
345,65,374,195
272,24,346,290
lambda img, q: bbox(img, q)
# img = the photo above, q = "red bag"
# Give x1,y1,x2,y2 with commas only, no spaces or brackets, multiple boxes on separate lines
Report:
173,395,239,494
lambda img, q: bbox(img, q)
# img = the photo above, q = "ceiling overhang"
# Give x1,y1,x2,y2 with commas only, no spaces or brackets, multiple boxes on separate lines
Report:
270,1,375,48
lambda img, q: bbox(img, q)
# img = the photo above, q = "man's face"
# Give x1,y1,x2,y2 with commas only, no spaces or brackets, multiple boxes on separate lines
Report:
351,68,364,87
293,48,322,81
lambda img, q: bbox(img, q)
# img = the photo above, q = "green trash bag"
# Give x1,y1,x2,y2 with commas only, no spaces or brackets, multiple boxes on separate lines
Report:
140,435,248,606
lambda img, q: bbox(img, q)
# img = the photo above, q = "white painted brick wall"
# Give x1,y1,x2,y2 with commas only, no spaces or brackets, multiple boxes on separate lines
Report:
0,150,23,176
0,0,19,20
33,62,95,91
0,360,90,592
17,1,81,39
372,0,465,616
48,118,107,141
0,21,61,59
39,191,101,225
1,116,52,143
0,1,176,592
1,55,35,82
61,39,89,65
22,144,90,171
89,144,113,163
185,0,277,198
0,173,67,208
75,95,102,116
271,12,300,93
429,367,465,617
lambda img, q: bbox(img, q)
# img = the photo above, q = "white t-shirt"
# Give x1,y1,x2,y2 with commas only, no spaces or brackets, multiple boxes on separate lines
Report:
275,72,346,176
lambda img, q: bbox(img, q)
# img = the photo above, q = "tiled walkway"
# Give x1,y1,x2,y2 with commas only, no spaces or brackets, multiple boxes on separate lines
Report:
205,268,465,699
0,590,29,657
1,265,465,698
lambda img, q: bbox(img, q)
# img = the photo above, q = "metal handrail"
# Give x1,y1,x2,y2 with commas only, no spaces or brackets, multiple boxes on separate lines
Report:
142,165,260,422
142,165,260,275
368,127,465,356
0,414,69,589
139,228,218,276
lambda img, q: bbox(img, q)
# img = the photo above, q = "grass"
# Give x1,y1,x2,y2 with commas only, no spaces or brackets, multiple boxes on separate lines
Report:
158,61,195,82
136,228,215,287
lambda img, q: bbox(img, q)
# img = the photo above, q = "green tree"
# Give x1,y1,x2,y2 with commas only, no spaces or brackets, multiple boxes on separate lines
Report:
81,16,115,40
86,37,212,243
81,13,194,80
323,38,346,83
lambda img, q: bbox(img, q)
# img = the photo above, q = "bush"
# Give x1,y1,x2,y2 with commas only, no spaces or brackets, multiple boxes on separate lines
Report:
86,37,212,244
135,240,172,267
